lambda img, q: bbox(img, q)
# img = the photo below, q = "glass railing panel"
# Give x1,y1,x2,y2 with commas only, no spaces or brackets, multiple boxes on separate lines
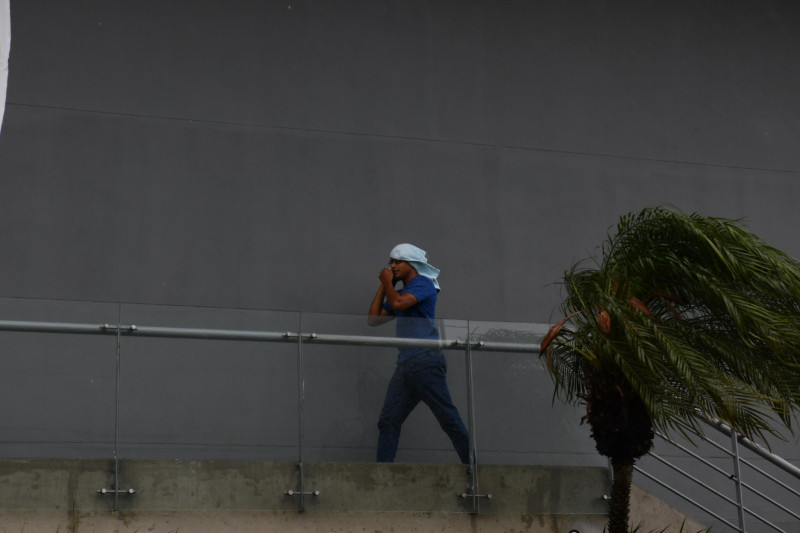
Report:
0,299,614,514
468,319,609,516
468,320,602,467
298,311,389,464
301,312,471,464
116,304,301,463
0,297,119,459
300,312,473,513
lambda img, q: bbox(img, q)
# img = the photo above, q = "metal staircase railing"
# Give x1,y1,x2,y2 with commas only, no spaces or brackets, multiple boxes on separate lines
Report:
635,418,800,533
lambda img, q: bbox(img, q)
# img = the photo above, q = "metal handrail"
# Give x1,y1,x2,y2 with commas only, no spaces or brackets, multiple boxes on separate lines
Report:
0,318,542,353
706,419,800,481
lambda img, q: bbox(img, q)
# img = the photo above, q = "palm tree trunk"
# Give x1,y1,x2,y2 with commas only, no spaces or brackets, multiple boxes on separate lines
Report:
608,457,634,533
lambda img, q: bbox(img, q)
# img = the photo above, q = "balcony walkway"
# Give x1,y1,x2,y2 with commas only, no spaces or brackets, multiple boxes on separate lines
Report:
0,297,710,532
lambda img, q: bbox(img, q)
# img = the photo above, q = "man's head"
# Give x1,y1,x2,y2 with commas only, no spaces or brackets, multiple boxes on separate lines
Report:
388,243,441,290
388,257,417,282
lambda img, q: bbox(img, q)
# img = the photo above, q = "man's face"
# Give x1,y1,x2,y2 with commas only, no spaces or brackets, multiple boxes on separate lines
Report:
389,258,415,280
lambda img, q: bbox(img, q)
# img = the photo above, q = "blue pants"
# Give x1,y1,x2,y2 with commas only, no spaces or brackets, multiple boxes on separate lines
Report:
376,350,470,464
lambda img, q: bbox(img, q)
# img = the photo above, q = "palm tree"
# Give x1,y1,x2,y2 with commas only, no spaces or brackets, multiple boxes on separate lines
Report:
540,207,800,533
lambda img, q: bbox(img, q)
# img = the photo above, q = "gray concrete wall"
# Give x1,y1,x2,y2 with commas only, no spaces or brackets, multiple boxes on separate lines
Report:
2,1,800,323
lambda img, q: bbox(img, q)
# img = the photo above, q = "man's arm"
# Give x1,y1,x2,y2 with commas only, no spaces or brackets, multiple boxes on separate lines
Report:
367,268,419,326
378,268,418,312
367,282,393,326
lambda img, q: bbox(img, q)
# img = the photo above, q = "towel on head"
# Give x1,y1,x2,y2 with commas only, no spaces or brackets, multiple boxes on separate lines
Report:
390,243,441,291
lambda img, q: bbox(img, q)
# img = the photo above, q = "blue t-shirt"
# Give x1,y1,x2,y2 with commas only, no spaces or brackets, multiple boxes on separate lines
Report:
382,275,440,363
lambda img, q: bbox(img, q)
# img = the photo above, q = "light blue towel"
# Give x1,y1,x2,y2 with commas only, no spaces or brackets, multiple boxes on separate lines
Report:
390,243,441,291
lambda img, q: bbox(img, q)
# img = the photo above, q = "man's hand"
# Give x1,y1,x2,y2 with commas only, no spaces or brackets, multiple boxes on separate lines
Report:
379,268,395,285
380,268,418,312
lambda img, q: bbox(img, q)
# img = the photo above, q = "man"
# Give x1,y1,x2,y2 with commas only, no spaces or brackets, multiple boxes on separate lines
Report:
368,243,470,464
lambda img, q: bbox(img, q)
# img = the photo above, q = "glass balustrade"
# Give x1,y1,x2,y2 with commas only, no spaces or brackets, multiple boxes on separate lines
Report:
0,297,119,459
0,296,609,515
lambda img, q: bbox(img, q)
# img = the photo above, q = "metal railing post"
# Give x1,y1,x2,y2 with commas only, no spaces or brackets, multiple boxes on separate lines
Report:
297,314,306,511
458,323,492,511
465,323,478,513
94,310,136,504
113,305,121,511
282,316,320,507
731,429,747,532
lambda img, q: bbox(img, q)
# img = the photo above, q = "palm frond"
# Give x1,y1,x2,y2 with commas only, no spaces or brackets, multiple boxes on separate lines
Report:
542,207,800,447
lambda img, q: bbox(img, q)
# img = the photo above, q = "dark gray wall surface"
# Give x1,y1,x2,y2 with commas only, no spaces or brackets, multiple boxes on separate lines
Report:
2,1,800,322
0,2,799,526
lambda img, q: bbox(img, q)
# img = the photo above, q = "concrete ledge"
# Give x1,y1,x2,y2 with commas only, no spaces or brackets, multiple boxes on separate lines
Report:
0,509,609,533
0,458,610,516
0,458,110,510
0,460,708,532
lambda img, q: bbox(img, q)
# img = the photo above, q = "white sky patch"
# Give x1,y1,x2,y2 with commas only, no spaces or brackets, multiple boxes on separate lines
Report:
0,0,10,135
